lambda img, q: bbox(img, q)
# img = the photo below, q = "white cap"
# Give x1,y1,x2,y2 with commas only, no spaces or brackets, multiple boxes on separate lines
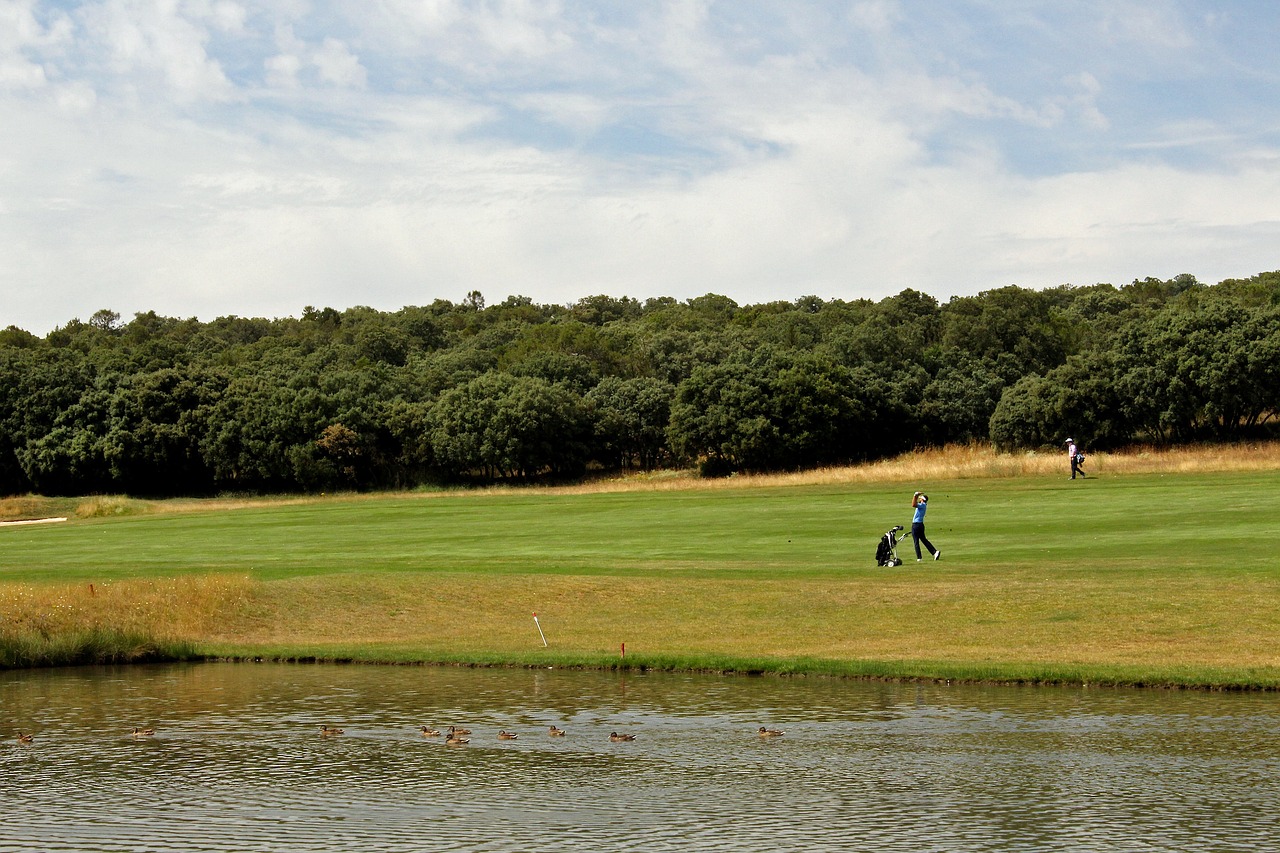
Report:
1065,438,1073,443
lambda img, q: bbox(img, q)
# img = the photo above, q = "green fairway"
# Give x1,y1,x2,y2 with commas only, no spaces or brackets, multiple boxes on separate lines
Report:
3,469,1280,686
2,471,1275,579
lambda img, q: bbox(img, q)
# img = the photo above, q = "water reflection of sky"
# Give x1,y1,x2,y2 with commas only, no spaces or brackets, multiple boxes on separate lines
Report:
2,664,1277,852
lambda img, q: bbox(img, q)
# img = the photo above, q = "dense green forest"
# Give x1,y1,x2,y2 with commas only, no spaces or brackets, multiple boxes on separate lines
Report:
2,270,1278,497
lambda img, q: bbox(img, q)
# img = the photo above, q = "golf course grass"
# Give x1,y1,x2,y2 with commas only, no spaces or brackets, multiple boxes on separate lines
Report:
3,446,1279,688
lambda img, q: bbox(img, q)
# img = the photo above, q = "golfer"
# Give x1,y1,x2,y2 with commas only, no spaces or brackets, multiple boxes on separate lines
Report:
910,491,940,562
1066,438,1085,479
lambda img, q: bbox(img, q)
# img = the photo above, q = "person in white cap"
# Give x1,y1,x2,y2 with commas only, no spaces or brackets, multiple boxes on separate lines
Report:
1065,438,1085,479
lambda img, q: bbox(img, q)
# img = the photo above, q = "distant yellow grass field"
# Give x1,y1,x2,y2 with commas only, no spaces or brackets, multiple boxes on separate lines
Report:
545,440,1280,494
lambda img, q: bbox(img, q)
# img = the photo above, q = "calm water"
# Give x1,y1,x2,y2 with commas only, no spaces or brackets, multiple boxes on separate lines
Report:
1,663,1277,852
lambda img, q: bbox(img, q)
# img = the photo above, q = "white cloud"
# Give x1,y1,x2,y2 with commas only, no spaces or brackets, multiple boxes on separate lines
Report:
265,26,365,89
1099,1,1196,51
264,23,306,87
363,0,576,72
0,56,46,89
52,79,98,113
263,49,302,88
848,0,899,36
2,1,1279,334
202,0,247,33
1063,71,1108,131
77,0,234,101
0,0,73,90
312,37,365,87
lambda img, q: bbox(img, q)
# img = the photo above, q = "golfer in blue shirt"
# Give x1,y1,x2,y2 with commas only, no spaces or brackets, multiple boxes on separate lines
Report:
911,491,941,562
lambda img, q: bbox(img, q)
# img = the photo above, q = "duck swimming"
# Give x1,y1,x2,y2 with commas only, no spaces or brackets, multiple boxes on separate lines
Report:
319,725,344,736
757,727,785,737
609,732,636,742
547,726,567,737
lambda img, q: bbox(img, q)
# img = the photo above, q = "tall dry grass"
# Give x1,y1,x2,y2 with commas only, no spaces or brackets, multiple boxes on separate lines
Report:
0,493,371,523
544,440,1280,495
0,496,70,521
0,575,254,641
0,575,250,667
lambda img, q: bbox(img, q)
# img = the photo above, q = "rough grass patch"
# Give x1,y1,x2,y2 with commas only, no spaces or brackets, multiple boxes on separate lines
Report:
73,496,154,518
0,627,198,668
0,575,256,642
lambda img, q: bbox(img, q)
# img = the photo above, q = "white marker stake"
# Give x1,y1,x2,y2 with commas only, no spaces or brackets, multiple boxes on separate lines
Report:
533,612,548,647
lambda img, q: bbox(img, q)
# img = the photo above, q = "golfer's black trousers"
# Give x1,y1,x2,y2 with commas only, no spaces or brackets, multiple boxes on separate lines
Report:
911,523,936,560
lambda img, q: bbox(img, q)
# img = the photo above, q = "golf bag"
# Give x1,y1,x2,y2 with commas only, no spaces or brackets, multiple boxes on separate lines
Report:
875,525,907,567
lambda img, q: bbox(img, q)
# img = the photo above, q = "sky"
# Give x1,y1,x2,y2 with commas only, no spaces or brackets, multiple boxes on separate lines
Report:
3,1,1280,334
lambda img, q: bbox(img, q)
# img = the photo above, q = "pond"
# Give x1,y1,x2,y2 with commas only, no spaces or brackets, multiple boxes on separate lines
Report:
2,663,1277,852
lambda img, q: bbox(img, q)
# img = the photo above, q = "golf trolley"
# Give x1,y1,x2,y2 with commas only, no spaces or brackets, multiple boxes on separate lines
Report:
875,525,908,567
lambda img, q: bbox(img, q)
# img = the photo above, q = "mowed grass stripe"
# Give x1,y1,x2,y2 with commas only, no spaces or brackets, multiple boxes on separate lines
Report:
2,487,900,578
2,471,1277,578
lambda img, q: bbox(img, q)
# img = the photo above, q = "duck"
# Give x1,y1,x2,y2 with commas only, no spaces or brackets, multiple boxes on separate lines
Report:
547,726,567,737
445,734,470,745
16,732,33,744
132,727,157,737
319,725,344,736
419,727,442,737
757,727,785,737
609,732,636,742
446,726,471,737
497,730,519,740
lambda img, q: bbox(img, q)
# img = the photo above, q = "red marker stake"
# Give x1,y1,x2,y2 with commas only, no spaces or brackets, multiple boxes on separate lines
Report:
533,612,547,647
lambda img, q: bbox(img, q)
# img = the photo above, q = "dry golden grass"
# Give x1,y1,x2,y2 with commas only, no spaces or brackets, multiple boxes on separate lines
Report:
73,496,153,518
186,572,1280,672
536,440,1280,494
0,575,254,641
5,526,1279,683
0,496,67,521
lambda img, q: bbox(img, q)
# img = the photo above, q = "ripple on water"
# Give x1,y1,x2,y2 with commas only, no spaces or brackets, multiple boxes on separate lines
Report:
2,664,1278,852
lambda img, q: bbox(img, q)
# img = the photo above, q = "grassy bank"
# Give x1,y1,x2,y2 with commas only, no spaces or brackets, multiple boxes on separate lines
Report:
0,575,240,667
0,627,199,668
3,444,1280,687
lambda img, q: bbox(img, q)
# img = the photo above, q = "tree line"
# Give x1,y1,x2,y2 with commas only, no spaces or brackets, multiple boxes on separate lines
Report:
2,271,1277,497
